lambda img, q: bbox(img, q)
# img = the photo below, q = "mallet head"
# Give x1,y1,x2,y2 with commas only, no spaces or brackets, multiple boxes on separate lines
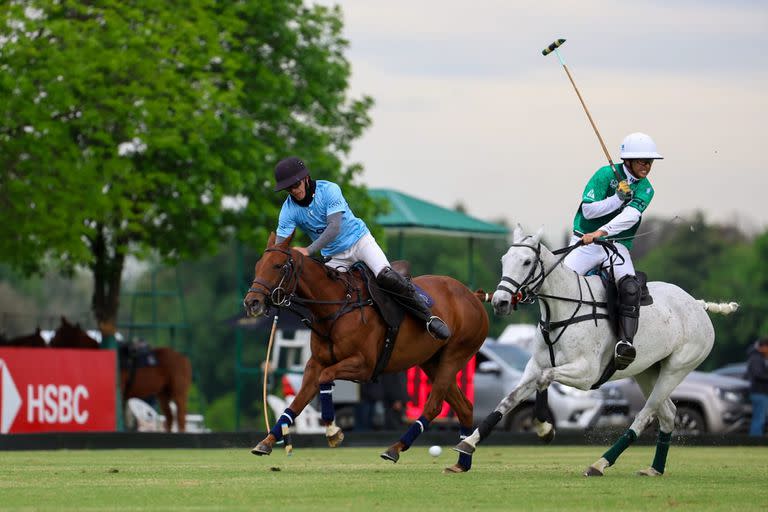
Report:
542,39,566,56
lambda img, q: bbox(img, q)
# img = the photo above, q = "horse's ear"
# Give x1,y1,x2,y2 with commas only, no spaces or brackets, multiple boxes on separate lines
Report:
512,224,524,242
532,226,544,244
60,315,69,326
278,230,294,248
267,232,276,247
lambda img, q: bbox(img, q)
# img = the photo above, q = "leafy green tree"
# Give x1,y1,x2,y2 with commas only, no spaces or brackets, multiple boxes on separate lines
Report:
0,1,372,327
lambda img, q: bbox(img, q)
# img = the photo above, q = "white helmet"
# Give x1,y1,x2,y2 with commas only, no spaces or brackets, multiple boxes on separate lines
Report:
619,132,663,160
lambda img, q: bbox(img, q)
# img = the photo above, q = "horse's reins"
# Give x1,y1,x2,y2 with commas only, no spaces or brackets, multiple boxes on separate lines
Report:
496,239,621,367
247,247,372,364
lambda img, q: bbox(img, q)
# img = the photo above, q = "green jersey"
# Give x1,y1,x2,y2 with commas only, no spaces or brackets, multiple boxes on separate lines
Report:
572,164,654,249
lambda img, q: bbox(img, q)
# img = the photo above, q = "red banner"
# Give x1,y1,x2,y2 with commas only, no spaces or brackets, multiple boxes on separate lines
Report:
0,348,116,433
405,356,475,421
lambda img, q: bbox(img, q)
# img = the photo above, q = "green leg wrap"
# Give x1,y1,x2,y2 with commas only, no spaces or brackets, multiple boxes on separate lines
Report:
651,431,672,474
602,428,638,466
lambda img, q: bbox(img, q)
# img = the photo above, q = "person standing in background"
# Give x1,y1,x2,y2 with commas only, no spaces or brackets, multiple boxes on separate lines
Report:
746,337,768,437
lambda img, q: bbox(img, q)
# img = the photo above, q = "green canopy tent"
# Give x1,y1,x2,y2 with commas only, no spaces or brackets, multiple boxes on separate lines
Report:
369,188,509,288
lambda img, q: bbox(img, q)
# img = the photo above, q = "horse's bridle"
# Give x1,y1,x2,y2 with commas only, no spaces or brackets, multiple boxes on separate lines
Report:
496,238,626,306
497,238,628,368
244,248,372,365
496,239,548,307
246,247,303,310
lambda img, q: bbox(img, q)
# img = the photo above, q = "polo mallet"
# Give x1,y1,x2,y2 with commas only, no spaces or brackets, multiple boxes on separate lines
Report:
542,39,622,182
262,314,292,455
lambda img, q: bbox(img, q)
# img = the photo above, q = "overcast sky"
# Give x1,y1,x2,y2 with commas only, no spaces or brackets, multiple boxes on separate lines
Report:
315,0,768,239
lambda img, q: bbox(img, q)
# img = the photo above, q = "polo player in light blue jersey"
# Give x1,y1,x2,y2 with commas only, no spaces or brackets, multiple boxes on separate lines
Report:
273,156,451,341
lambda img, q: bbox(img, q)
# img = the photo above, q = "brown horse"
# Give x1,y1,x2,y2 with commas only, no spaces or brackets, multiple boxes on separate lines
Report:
120,347,193,432
0,328,47,347
243,233,489,472
50,317,99,349
50,316,193,432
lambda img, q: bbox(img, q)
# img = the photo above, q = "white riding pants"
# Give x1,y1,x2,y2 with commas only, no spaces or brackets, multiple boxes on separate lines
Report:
325,233,390,277
562,235,636,281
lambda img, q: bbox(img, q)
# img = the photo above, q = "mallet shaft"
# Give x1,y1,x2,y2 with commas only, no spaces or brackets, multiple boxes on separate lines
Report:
560,64,617,174
542,38,622,182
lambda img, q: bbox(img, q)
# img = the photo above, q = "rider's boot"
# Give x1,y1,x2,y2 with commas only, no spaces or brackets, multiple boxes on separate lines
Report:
615,275,641,371
376,266,451,340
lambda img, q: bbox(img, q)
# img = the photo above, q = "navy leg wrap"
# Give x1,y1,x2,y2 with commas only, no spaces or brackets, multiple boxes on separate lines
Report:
268,408,297,441
534,389,551,423
319,382,335,423
458,426,473,470
399,415,430,450
478,411,503,441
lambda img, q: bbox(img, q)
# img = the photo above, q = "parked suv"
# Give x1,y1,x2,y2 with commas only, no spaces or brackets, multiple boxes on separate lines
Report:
473,341,630,432
603,371,751,435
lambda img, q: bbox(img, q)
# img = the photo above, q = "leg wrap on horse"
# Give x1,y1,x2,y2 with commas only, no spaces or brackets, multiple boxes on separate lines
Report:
399,415,430,450
268,408,297,441
478,411,503,441
651,430,672,474
376,267,451,340
458,426,473,470
602,428,638,465
319,382,335,423
534,389,552,423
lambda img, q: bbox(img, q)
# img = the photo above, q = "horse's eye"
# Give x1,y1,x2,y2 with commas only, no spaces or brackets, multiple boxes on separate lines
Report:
273,264,282,270
523,259,531,266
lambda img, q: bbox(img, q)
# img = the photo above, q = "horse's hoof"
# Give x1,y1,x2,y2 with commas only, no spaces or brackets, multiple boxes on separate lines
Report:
583,466,604,477
538,428,556,444
453,441,476,455
326,430,345,448
380,447,400,463
443,464,468,474
251,443,272,456
637,467,663,477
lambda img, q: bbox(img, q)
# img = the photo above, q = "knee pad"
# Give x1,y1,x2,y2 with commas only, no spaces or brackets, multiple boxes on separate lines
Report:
618,275,641,303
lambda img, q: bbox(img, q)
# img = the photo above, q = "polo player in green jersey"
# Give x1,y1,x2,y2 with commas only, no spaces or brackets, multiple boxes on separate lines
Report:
563,133,663,370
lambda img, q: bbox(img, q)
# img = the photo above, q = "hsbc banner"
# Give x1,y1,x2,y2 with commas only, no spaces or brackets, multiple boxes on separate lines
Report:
0,348,116,434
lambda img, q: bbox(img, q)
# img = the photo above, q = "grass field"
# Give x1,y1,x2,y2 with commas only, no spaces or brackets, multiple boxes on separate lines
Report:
2,445,767,511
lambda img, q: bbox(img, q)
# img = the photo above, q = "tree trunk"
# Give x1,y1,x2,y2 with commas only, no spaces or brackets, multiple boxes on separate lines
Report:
90,225,125,328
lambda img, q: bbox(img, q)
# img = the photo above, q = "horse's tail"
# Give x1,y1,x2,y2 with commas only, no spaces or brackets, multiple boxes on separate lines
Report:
474,289,493,303
696,300,739,315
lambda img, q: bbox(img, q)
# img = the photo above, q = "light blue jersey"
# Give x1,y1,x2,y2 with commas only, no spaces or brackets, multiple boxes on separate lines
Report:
277,180,369,256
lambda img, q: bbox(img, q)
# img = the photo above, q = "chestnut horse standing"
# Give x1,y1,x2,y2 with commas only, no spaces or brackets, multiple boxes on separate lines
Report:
243,233,489,473
50,316,193,432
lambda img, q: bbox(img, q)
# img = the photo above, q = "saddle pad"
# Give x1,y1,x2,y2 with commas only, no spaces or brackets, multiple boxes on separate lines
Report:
413,283,434,308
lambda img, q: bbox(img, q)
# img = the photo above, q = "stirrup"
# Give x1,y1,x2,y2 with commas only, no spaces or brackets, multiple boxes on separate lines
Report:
426,316,451,341
614,340,636,370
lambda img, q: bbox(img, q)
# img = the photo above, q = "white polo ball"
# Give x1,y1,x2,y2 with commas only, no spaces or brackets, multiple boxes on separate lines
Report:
428,445,442,457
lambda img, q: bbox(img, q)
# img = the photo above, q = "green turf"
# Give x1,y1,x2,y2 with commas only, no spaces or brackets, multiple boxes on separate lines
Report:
1,445,766,511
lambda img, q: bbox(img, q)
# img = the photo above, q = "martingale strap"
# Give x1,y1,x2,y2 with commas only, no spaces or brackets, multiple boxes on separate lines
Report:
537,270,610,367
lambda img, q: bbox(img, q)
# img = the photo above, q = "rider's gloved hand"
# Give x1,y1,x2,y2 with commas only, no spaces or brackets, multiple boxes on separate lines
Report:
581,230,608,245
616,181,633,202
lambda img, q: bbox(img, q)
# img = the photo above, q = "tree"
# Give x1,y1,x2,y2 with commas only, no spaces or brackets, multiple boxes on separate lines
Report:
0,1,373,327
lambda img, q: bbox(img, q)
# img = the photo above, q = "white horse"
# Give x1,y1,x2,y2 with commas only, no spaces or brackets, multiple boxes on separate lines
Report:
455,226,739,476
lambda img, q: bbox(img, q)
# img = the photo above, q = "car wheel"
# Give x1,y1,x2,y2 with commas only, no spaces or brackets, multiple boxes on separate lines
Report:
504,404,550,433
675,406,706,436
